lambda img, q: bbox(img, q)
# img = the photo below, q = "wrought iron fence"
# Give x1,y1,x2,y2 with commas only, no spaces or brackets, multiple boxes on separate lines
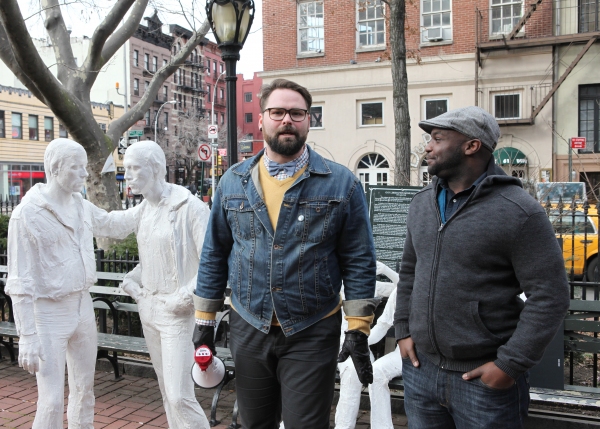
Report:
0,195,20,217
542,197,600,389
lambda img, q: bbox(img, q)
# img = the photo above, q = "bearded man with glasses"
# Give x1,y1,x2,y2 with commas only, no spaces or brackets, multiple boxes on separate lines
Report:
193,79,377,429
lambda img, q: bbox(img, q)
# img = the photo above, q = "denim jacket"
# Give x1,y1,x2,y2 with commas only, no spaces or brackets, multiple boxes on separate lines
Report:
194,146,377,336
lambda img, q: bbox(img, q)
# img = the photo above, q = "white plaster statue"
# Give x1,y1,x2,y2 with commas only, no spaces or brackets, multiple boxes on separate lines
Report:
119,140,212,429
6,138,135,429
335,261,403,429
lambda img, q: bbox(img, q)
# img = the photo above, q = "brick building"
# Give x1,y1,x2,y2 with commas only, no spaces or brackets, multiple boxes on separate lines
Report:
237,72,264,160
261,0,600,193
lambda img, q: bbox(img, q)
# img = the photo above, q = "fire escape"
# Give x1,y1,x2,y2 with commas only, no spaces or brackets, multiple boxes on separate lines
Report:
475,0,600,125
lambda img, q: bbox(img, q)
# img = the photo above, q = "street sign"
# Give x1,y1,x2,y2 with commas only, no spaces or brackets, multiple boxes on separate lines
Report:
118,147,126,155
136,120,146,126
208,124,218,139
218,148,227,156
129,130,144,137
198,143,212,162
571,137,586,149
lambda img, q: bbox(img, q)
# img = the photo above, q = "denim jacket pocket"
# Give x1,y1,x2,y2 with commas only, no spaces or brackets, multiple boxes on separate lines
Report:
294,199,342,243
224,197,256,239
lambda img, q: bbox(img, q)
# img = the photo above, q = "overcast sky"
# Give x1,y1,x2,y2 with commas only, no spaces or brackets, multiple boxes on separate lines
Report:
17,0,263,79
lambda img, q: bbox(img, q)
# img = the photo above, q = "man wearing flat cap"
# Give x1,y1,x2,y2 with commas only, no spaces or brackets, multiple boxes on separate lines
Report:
393,106,569,428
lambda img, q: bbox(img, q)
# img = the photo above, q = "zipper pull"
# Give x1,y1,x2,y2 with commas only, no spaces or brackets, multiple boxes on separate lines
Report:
438,223,444,232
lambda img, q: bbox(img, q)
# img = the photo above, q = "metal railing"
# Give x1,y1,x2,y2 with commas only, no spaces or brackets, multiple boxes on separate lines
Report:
477,83,552,124
476,0,600,45
0,195,20,216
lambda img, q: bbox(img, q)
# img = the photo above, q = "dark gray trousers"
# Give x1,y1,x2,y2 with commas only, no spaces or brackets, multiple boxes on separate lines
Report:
229,309,342,429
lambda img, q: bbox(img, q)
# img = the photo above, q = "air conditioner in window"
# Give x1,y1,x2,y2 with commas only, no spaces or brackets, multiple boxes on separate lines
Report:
425,27,443,42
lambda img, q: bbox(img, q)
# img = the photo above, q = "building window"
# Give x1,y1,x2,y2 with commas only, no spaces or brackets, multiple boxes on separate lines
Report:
0,111,4,138
357,153,390,191
424,98,448,119
207,84,211,102
579,84,600,153
152,56,158,72
245,113,253,123
144,53,149,70
133,50,139,67
44,117,53,141
357,0,385,48
184,95,187,109
421,0,452,42
219,88,224,101
494,93,521,119
244,92,252,102
29,115,38,140
144,110,150,126
164,112,169,129
220,63,224,73
491,0,523,36
163,59,168,67
221,113,225,124
213,61,217,73
310,106,323,128
58,124,69,139
12,113,22,139
298,1,324,53
579,0,600,32
360,102,383,126
174,68,178,83
59,123,68,138
100,123,107,134
144,81,149,94
163,86,168,102
133,78,139,96
214,113,218,124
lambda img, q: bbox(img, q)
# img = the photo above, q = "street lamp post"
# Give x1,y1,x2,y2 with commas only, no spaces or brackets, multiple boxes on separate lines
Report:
206,0,255,167
154,99,177,141
211,71,226,200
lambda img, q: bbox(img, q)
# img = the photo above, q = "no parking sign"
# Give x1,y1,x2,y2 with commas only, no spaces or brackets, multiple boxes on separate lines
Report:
208,124,218,139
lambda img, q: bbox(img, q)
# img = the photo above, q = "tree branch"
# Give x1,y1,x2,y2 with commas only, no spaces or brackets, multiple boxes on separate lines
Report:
0,21,49,103
108,20,211,140
84,0,142,89
41,0,77,84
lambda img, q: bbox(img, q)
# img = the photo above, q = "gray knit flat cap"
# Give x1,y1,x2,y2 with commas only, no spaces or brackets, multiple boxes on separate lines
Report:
418,106,500,152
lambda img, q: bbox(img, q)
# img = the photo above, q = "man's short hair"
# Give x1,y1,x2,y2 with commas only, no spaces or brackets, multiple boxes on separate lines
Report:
258,79,312,111
44,138,86,181
125,140,167,180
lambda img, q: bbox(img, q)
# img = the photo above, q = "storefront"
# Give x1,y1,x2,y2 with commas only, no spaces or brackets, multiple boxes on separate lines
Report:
0,163,45,201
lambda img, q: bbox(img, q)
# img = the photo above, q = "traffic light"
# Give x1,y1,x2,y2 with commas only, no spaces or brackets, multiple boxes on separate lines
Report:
217,155,222,166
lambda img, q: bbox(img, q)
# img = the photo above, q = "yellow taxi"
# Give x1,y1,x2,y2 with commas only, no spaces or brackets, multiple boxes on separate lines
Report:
538,182,598,280
547,206,598,279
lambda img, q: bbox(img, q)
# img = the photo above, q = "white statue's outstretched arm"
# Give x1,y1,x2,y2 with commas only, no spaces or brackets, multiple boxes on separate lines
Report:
90,202,141,239
368,288,398,346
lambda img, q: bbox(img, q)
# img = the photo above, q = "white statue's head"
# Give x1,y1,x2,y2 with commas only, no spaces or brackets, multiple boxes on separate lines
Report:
44,138,88,192
123,140,167,195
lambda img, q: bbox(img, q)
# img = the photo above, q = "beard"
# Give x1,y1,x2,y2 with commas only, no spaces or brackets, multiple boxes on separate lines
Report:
264,125,307,157
427,143,464,178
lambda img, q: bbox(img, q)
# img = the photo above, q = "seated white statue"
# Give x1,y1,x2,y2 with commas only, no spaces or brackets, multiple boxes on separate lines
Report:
6,138,136,429
118,140,212,429
335,261,403,429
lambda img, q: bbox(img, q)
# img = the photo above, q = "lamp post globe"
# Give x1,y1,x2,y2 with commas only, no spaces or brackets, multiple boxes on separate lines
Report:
206,0,254,168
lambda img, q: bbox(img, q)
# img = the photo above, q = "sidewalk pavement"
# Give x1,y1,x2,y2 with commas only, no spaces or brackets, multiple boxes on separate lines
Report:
0,358,408,428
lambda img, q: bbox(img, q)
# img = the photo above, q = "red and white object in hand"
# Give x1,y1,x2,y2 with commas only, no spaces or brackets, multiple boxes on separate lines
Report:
191,345,226,389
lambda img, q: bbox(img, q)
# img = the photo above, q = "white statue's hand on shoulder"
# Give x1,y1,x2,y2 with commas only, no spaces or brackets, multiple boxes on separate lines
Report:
18,333,45,375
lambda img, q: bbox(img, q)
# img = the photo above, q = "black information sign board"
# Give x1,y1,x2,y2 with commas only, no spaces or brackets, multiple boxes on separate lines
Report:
366,185,422,269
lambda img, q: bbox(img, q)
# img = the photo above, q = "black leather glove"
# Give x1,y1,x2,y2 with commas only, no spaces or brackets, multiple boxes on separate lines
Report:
338,330,373,385
192,324,216,355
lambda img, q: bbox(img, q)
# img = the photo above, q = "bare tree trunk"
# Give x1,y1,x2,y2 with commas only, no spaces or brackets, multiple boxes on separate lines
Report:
388,0,412,186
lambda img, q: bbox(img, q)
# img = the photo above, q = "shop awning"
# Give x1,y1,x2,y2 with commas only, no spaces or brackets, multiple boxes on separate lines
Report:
493,147,528,166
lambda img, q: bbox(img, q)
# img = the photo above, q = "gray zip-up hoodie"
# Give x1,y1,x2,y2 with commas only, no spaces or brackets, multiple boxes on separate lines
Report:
394,161,570,379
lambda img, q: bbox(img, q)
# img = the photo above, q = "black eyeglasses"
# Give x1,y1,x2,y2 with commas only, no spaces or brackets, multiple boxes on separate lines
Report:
263,108,308,122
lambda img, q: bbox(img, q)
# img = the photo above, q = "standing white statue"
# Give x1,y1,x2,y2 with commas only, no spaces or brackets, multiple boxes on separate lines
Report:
6,138,135,429
119,140,212,429
335,261,403,429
